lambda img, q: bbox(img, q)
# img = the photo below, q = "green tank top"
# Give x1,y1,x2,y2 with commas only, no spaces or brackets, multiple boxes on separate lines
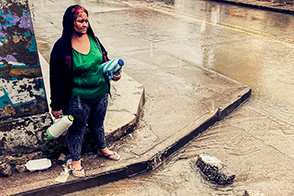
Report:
72,35,109,103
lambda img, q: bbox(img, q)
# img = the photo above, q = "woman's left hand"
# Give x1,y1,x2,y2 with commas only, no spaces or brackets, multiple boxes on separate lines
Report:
112,72,121,82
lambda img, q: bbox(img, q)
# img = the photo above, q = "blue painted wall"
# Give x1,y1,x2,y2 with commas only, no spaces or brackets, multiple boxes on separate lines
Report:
0,0,48,121
0,0,51,156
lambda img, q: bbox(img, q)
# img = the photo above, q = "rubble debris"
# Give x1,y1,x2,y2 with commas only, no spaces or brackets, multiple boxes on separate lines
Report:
5,151,43,166
0,162,13,177
15,164,27,173
196,153,235,185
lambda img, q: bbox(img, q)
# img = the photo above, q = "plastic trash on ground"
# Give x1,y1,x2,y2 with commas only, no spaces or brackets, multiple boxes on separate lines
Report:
25,158,52,172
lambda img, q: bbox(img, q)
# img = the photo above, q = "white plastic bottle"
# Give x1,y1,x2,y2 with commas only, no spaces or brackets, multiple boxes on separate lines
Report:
46,115,74,139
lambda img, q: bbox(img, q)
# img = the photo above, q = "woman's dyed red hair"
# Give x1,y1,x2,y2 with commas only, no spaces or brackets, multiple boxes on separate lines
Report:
71,5,88,21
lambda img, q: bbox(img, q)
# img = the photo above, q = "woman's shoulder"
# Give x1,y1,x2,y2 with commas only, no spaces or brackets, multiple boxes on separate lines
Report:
54,37,68,48
52,37,71,54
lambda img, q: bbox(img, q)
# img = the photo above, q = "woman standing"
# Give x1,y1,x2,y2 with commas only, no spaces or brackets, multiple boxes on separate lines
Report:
50,5,120,177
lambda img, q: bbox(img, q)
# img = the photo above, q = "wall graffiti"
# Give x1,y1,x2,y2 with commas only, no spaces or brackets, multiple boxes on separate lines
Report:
0,0,48,121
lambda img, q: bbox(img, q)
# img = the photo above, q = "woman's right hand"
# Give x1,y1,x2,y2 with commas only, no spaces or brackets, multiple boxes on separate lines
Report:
51,110,63,119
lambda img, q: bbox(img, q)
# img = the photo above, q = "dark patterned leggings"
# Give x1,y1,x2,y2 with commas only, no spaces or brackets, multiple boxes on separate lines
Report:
63,94,108,161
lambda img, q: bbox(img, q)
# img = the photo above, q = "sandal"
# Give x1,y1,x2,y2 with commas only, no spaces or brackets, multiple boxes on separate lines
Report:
98,149,120,161
71,167,85,178
71,160,85,178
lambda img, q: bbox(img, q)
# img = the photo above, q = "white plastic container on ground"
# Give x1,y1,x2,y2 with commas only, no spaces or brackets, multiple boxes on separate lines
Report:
25,158,52,172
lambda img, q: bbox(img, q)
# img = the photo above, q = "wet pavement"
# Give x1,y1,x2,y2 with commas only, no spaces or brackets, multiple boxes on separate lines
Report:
1,0,294,195
216,0,294,14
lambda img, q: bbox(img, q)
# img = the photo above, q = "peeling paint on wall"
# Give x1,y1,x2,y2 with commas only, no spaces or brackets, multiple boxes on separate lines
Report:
0,0,48,120
0,0,51,156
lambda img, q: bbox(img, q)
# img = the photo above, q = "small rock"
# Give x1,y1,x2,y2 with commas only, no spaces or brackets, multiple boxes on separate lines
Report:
196,153,235,185
0,155,5,164
0,163,13,177
15,164,27,173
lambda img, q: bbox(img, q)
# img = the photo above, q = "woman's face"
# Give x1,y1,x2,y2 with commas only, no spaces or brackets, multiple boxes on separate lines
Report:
73,11,88,35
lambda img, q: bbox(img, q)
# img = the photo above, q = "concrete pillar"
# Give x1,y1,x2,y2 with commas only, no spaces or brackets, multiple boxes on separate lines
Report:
0,0,51,156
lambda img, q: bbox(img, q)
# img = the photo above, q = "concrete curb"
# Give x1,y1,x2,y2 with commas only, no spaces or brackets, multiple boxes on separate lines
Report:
12,84,251,196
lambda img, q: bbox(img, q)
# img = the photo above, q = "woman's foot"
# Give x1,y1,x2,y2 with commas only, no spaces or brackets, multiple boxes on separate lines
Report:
98,148,120,161
71,160,85,177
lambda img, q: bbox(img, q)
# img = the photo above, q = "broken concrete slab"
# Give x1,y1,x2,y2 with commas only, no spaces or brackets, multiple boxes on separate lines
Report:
196,153,235,185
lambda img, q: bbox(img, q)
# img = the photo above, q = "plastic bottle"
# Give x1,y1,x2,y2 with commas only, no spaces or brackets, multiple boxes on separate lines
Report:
46,115,74,139
101,58,124,81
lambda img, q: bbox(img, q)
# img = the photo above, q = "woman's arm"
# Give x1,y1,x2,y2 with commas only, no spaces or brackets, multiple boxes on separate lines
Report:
49,40,67,111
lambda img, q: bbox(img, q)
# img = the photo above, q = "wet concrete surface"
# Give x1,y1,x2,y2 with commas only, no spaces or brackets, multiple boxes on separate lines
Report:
0,0,250,195
1,0,294,195
216,0,294,14
82,104,294,196
64,1,294,196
